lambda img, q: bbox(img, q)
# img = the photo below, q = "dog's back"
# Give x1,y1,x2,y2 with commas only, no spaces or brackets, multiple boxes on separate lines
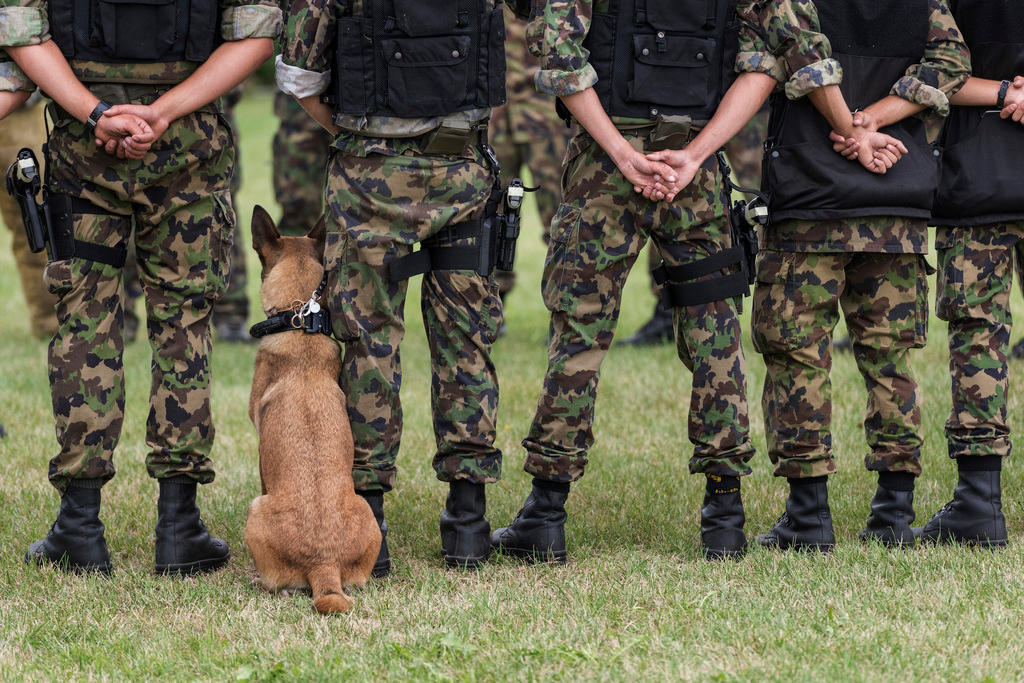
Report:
244,207,380,614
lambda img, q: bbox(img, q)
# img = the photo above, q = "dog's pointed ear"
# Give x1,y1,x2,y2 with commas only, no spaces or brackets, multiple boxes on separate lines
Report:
308,215,327,259
251,205,281,260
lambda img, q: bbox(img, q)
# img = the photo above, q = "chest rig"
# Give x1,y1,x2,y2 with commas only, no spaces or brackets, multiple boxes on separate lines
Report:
763,0,940,223
326,0,507,119
933,0,1024,226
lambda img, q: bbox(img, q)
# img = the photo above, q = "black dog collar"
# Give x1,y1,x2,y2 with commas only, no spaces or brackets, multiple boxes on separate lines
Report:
250,275,333,339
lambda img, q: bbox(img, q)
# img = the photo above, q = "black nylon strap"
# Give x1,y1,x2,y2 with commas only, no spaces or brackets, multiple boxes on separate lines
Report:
652,247,744,286
249,309,334,339
72,240,127,267
662,272,748,307
387,246,480,281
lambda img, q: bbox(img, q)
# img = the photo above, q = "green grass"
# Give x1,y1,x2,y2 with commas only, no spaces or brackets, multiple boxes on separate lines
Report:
2,87,1024,681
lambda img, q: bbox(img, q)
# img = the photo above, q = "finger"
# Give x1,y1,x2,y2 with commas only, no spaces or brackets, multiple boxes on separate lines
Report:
829,131,846,143
1014,76,1024,88
645,150,669,162
1015,106,1024,123
852,112,865,127
1000,103,1016,119
105,138,119,155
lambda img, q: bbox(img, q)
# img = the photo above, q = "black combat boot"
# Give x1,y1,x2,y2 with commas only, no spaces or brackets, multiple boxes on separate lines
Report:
858,471,916,547
0,422,5,438
756,476,835,552
214,318,255,343
154,479,230,576
25,483,112,574
914,456,1007,548
621,295,674,346
491,479,568,563
701,475,747,560
832,335,853,353
358,491,391,578
439,480,491,569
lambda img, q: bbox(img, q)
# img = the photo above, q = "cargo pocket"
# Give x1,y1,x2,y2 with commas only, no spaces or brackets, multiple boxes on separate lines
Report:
205,190,236,302
751,251,809,354
95,0,178,60
382,36,471,117
908,255,933,349
541,203,582,314
43,259,75,299
323,228,358,342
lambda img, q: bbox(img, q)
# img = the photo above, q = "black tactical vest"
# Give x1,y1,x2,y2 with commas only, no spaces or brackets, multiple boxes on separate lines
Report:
329,0,506,119
932,0,1024,226
48,0,221,64
763,0,940,223
584,0,739,121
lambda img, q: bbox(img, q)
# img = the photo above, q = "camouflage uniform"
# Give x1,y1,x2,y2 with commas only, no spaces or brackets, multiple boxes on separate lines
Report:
489,9,573,297
271,90,331,236
936,224,1024,462
3,0,281,492
279,0,503,493
746,0,970,479
518,0,782,484
0,96,57,339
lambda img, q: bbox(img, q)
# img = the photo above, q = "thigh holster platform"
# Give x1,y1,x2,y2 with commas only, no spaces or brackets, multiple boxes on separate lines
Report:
386,220,491,281
651,247,748,307
47,193,128,268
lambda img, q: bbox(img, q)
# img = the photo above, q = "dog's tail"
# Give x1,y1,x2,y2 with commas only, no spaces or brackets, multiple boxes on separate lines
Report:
308,565,352,614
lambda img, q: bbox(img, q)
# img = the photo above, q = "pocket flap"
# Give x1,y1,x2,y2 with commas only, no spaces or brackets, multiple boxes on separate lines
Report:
381,36,471,68
633,34,715,68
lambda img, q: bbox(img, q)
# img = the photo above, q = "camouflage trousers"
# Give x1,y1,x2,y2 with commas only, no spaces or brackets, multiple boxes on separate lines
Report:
273,91,331,236
0,99,56,339
43,90,234,492
935,224,1024,460
522,130,755,482
753,250,930,478
325,134,503,493
489,115,572,296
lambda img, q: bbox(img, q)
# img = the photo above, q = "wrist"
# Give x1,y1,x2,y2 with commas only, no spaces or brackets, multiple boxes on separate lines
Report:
997,80,1011,109
607,136,635,166
85,100,110,131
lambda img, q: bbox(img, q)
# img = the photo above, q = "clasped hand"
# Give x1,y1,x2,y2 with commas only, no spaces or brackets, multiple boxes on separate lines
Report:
91,104,169,161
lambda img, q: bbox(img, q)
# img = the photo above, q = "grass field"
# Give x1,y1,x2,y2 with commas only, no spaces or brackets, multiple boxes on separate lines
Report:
2,87,1024,681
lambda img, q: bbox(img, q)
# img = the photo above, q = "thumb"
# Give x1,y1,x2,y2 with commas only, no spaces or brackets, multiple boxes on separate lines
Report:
1014,76,1024,88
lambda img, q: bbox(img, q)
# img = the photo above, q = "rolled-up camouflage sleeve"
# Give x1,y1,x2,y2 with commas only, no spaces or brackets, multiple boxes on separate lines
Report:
751,0,842,100
221,0,281,41
526,0,597,98
0,0,50,46
0,54,33,91
276,0,332,98
890,0,969,117
735,1,785,83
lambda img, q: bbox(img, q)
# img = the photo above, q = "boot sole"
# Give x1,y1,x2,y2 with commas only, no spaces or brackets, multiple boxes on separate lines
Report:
703,546,747,561
755,536,834,554
493,544,567,564
156,550,230,577
916,533,1008,549
443,553,490,570
25,544,112,575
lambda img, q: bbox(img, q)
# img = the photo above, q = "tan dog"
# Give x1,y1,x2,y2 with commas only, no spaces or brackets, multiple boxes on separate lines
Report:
245,206,380,614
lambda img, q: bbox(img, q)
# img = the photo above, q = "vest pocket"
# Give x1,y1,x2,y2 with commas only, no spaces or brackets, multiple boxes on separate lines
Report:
381,36,471,117
628,34,714,108
95,0,177,60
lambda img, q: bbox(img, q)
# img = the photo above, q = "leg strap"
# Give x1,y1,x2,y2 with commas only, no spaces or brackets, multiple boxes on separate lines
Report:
652,247,748,307
48,193,128,268
386,221,483,281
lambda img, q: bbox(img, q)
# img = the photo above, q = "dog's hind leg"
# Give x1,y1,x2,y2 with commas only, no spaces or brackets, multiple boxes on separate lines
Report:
308,564,352,614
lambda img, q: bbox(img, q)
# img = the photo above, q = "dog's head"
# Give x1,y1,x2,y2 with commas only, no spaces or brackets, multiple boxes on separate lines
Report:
251,205,328,316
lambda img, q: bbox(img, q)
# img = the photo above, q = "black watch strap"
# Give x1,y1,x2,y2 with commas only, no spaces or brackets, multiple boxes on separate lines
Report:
997,80,1011,109
86,101,112,132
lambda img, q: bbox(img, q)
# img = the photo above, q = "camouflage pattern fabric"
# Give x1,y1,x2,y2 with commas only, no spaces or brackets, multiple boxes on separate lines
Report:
42,90,235,492
325,133,503,494
521,130,755,482
752,250,930,478
935,224,1024,461
272,90,331,236
212,86,249,328
490,11,573,296
0,99,57,339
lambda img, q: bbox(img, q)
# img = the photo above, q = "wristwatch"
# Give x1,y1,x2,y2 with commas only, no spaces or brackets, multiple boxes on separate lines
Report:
997,80,1011,109
85,101,112,132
